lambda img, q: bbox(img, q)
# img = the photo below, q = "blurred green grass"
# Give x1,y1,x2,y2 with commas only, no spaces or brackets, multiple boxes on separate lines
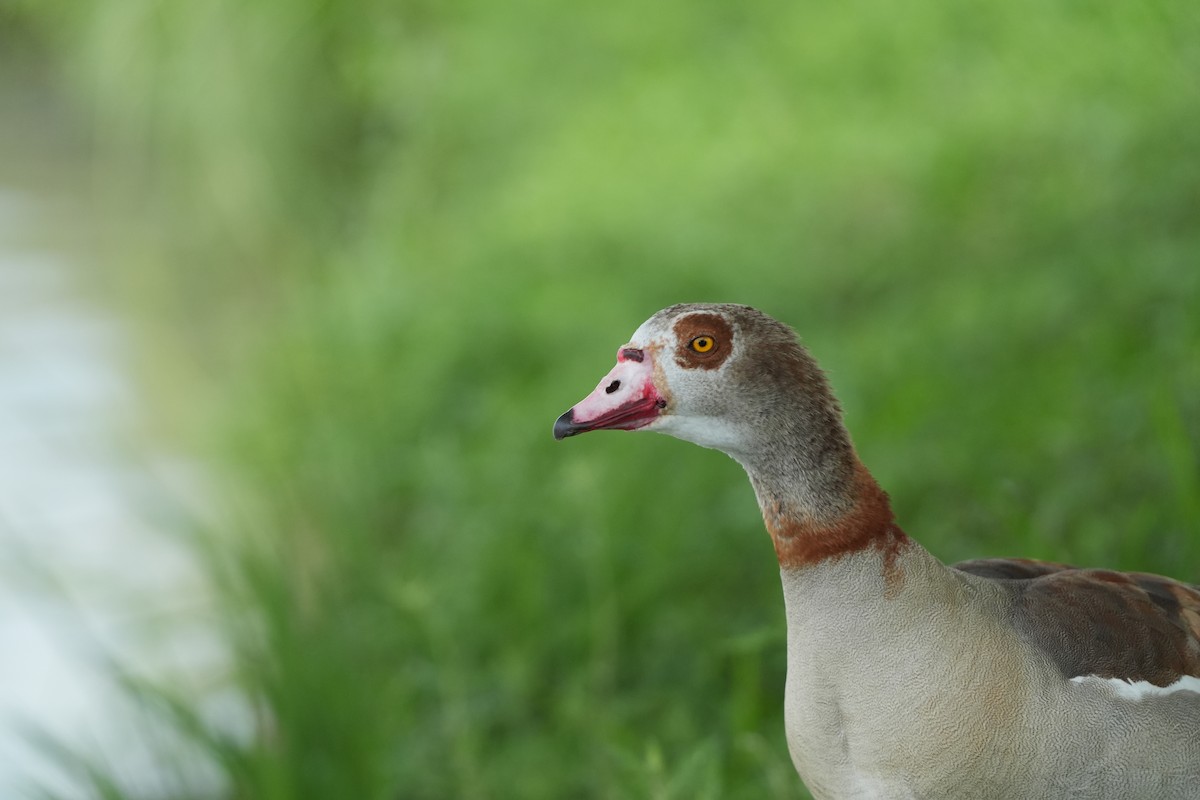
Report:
11,0,1200,797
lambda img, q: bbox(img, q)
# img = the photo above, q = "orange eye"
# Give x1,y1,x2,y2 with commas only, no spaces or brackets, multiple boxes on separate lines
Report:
691,336,715,353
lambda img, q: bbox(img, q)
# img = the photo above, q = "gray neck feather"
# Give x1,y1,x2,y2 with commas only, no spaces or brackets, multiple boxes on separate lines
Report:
726,339,860,524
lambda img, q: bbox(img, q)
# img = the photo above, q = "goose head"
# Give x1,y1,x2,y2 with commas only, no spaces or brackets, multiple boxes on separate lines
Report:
554,303,897,565
553,303,848,470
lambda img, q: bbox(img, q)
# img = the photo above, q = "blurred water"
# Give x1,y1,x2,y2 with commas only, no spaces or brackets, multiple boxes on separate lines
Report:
0,190,217,797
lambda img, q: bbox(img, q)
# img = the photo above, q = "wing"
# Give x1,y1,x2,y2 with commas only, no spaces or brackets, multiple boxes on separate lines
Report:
954,557,1077,581
955,558,1200,686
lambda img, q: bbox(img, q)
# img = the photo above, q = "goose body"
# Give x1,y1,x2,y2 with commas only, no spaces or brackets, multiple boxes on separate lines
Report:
554,303,1200,799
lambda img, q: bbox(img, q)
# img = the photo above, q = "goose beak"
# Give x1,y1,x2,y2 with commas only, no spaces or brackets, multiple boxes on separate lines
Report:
553,348,666,440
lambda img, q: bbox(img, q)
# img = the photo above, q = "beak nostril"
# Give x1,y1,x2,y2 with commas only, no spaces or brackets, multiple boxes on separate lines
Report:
605,380,621,394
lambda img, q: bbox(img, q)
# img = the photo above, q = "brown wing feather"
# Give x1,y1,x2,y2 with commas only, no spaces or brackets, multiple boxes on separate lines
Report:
954,558,1200,686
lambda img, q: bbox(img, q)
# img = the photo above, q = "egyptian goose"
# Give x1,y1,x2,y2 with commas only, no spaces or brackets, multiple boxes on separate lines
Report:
553,303,1200,799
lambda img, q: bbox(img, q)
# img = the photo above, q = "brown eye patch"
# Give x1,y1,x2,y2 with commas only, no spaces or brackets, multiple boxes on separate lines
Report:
673,313,733,370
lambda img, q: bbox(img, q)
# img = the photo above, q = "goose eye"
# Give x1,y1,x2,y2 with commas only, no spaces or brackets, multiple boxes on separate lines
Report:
691,336,715,353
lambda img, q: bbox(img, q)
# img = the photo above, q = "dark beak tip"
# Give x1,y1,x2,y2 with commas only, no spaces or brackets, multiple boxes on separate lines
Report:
553,409,579,440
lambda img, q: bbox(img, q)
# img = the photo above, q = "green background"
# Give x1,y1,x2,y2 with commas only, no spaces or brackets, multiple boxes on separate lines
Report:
5,1,1199,797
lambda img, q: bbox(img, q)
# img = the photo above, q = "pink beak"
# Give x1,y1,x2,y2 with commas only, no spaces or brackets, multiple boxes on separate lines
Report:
553,348,666,439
